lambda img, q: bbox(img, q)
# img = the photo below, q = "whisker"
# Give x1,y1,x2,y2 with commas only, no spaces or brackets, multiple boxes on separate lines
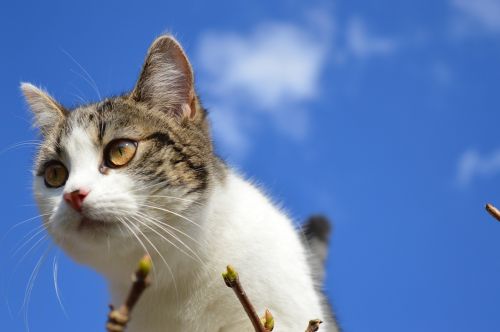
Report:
135,210,208,259
0,141,43,155
118,217,162,291
137,195,203,206
129,214,198,264
126,180,171,194
69,69,101,101
116,217,157,283
17,234,48,267
135,210,205,247
61,48,102,100
136,214,213,275
53,254,68,318
122,216,179,299
69,82,89,104
22,245,52,332
137,203,202,229
68,92,87,105
1,213,51,243
12,226,49,258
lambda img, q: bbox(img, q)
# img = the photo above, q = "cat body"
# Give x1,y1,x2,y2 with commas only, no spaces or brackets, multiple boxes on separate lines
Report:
22,35,338,331
109,171,327,331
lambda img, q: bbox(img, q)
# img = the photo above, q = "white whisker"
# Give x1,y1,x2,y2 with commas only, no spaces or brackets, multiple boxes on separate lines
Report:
138,194,203,206
122,217,179,300
137,203,202,229
12,228,45,257
134,211,208,263
1,213,51,243
17,234,48,267
61,48,102,100
0,140,42,155
53,254,68,318
130,214,198,264
116,217,158,284
12,222,52,258
127,180,171,194
22,245,52,332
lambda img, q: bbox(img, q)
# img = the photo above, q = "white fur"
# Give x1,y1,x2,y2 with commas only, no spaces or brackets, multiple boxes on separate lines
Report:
35,125,336,331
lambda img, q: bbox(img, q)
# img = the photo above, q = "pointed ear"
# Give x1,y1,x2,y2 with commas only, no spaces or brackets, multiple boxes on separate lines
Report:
131,35,196,119
20,83,67,136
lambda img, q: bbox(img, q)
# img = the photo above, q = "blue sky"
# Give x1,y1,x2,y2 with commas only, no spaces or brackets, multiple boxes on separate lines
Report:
1,0,500,331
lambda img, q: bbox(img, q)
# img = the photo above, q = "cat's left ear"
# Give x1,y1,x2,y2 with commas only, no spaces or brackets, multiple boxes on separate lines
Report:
131,35,197,120
20,83,67,136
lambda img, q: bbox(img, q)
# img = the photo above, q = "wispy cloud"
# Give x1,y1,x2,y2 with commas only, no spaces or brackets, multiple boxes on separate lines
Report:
195,10,399,160
196,11,333,159
198,24,327,109
456,149,500,186
345,17,398,58
451,0,500,34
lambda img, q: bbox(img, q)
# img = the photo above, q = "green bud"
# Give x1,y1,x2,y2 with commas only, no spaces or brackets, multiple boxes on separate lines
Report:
222,265,238,287
137,255,152,278
262,309,274,331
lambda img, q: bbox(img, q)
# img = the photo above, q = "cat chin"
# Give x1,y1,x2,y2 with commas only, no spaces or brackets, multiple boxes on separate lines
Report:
48,215,127,250
50,223,141,271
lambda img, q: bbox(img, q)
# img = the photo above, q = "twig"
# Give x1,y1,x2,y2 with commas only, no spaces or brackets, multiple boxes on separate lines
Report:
305,319,323,332
106,255,152,332
486,203,500,222
222,265,322,332
222,265,270,332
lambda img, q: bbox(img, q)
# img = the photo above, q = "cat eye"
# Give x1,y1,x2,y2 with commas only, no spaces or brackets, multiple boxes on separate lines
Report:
104,139,138,168
44,162,68,188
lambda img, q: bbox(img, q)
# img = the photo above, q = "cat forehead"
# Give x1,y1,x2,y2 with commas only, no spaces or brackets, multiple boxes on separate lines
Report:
59,98,166,142
35,98,164,160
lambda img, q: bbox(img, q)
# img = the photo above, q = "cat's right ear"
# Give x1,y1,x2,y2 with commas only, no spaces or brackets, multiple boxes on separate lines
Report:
131,35,197,120
20,83,67,136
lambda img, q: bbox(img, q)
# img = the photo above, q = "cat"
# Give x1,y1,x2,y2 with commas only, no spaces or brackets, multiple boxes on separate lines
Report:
21,35,339,332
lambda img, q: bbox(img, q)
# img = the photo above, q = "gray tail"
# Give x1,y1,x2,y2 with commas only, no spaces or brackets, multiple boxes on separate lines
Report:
302,215,341,331
303,215,331,285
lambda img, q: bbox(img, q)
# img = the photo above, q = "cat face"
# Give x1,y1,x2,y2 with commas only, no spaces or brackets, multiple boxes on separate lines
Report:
22,36,218,268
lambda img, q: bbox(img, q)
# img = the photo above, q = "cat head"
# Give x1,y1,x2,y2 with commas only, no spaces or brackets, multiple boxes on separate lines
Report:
22,36,220,274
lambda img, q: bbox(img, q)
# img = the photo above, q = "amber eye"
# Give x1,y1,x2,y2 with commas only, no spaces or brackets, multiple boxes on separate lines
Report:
44,162,68,188
105,139,138,168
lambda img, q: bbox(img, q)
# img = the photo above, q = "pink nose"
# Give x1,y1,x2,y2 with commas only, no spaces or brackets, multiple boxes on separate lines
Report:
63,189,89,212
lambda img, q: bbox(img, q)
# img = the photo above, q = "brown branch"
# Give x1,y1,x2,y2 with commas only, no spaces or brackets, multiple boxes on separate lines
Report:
305,319,323,332
486,203,500,222
223,265,270,332
106,255,152,332
222,265,322,332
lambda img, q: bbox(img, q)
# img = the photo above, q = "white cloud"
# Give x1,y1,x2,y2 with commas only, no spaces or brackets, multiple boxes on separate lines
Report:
451,0,500,33
456,149,500,186
196,13,333,159
346,17,397,58
195,11,399,160
198,24,326,109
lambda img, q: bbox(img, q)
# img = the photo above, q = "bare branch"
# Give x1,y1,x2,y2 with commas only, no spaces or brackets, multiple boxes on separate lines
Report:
305,319,323,332
486,203,500,222
222,265,322,332
222,265,270,332
106,255,152,332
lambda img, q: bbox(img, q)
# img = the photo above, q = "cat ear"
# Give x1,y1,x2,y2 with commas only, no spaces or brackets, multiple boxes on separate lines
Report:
131,35,196,119
20,83,67,136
